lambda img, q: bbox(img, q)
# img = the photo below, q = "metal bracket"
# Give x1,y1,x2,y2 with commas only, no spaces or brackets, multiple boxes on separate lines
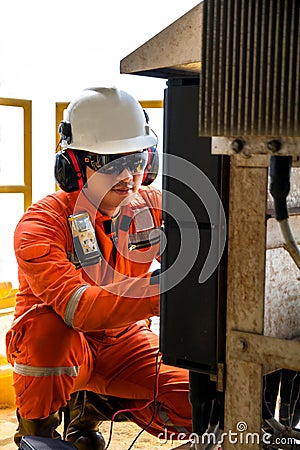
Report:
230,330,300,372
212,136,300,157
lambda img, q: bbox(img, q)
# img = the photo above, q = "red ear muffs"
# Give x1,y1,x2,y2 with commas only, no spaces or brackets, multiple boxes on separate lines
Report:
142,147,159,186
55,149,87,192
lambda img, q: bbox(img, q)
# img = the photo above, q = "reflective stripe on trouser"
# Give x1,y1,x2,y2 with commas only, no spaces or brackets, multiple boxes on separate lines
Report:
6,306,93,419
13,363,80,377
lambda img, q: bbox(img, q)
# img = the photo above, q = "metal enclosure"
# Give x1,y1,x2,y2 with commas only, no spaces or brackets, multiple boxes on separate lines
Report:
160,78,228,374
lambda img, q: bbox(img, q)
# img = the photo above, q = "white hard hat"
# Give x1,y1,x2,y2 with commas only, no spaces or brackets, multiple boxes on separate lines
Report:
60,87,157,154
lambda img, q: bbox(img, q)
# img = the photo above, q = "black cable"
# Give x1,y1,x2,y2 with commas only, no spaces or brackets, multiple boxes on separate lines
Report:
126,351,161,450
103,350,161,450
269,155,292,220
104,420,114,450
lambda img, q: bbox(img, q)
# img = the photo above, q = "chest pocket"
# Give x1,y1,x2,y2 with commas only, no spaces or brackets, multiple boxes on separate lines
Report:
125,207,161,265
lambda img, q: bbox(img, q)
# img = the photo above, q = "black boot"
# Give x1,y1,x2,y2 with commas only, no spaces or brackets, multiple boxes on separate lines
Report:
66,391,106,450
14,409,62,447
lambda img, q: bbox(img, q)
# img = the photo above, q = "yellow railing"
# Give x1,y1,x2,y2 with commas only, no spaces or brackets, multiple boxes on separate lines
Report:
0,99,31,407
0,97,32,211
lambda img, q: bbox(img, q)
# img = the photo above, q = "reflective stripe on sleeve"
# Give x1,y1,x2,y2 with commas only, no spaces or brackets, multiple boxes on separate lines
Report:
13,362,80,377
64,284,89,327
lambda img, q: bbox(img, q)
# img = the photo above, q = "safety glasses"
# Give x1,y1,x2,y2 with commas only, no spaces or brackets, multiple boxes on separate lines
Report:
84,150,148,175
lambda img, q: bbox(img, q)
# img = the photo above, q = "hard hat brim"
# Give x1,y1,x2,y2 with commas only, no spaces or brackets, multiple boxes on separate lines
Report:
67,133,157,155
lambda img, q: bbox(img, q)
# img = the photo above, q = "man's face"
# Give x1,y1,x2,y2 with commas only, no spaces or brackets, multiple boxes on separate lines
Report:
84,151,147,215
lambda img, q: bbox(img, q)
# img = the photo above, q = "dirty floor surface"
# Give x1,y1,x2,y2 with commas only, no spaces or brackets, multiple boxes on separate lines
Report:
0,407,192,450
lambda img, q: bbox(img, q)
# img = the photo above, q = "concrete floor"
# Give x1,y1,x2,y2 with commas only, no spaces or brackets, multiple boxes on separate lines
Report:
0,408,17,450
0,407,192,449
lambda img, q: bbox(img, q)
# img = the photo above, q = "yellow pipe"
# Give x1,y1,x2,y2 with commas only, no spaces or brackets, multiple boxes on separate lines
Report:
0,356,15,407
0,282,12,297
0,291,17,310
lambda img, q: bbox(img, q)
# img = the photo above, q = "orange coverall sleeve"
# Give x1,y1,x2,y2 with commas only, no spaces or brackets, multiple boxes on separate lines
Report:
14,211,159,332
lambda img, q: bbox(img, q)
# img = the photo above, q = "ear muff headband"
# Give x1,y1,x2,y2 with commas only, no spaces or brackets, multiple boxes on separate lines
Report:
142,147,159,186
55,149,87,192
58,121,72,145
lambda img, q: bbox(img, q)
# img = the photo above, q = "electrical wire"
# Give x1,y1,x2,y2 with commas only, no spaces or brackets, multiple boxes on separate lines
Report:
126,351,161,450
104,350,162,450
103,419,114,450
269,155,300,269
278,219,300,270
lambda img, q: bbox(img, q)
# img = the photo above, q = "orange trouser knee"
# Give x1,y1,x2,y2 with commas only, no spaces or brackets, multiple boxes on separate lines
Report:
7,306,93,418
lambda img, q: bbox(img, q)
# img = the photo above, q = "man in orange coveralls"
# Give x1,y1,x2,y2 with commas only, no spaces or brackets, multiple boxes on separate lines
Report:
6,87,192,449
